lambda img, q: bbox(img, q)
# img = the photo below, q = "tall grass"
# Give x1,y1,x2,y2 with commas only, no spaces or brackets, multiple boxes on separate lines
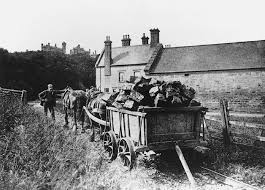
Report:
0,97,107,190
205,140,265,187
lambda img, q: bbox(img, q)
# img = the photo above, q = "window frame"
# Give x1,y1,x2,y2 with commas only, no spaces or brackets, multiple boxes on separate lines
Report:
118,71,126,83
133,70,141,79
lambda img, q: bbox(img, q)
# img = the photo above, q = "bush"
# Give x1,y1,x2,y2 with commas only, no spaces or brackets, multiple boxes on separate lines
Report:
0,49,97,100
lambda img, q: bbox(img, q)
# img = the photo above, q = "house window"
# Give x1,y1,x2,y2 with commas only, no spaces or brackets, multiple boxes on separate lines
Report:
119,72,125,83
134,71,141,79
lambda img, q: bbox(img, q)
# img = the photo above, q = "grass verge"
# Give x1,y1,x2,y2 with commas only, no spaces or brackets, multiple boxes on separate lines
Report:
0,101,110,190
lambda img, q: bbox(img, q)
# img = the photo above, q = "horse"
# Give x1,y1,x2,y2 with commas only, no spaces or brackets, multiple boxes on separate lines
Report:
62,86,87,131
62,85,115,137
84,89,116,140
86,91,108,120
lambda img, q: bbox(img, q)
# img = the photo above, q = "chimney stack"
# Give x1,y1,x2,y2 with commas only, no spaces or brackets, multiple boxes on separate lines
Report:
121,35,131,47
150,28,160,47
104,36,112,76
141,33,149,45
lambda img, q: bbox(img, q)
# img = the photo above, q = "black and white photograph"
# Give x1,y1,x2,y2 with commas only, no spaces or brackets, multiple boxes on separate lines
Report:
0,0,264,189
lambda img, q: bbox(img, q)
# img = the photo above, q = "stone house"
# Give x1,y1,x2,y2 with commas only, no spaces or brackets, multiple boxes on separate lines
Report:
95,29,265,113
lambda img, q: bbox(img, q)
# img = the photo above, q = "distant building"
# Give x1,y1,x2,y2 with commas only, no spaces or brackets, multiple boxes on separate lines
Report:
90,50,98,59
41,42,66,54
70,44,98,58
70,44,87,55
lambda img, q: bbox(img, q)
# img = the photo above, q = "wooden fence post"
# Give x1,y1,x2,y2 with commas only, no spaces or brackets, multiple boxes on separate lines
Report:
21,90,27,105
219,99,232,146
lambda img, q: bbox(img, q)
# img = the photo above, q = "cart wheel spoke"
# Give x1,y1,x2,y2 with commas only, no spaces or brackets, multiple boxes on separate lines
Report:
125,155,131,166
104,142,112,147
107,147,113,157
102,131,118,161
106,145,113,151
123,152,131,156
118,145,125,153
118,138,136,170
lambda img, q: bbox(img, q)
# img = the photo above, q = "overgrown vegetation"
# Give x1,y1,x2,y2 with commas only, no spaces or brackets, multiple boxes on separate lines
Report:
205,140,265,188
0,98,107,190
1,96,264,189
0,48,97,100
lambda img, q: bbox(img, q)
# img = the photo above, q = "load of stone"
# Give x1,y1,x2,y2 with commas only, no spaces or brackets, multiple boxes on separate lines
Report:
104,77,201,111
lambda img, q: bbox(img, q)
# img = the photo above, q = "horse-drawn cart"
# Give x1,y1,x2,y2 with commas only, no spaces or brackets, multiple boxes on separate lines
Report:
103,106,207,168
84,105,208,186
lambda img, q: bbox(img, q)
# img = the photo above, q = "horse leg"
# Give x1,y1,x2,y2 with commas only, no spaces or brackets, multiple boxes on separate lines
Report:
80,108,85,133
72,107,77,132
90,123,95,142
64,107,69,126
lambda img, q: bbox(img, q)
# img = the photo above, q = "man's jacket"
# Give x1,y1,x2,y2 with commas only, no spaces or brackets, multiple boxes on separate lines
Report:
39,90,61,106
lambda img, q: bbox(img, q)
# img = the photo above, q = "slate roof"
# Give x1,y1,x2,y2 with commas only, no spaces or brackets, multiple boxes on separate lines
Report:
96,45,157,67
149,40,265,74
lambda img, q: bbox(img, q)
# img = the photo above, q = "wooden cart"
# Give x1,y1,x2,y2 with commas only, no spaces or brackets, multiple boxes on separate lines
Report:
83,105,208,186
102,106,207,168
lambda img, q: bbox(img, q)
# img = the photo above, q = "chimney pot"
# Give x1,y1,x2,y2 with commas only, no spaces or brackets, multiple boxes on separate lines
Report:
141,33,149,45
121,34,131,47
106,36,111,41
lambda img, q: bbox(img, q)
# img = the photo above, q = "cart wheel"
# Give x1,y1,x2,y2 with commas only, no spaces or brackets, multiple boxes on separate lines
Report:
103,131,118,160
118,138,136,170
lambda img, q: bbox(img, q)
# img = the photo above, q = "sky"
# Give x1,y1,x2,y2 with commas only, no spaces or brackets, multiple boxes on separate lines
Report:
1,0,265,53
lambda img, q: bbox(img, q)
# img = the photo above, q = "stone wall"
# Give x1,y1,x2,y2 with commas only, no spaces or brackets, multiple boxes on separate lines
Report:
96,66,265,113
149,69,265,113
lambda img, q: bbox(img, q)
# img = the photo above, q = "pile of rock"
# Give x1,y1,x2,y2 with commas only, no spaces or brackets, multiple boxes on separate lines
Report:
103,77,201,111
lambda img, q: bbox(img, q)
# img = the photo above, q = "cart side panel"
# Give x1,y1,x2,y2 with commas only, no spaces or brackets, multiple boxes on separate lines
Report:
111,111,121,135
109,109,146,146
126,114,145,145
147,111,197,143
195,112,202,140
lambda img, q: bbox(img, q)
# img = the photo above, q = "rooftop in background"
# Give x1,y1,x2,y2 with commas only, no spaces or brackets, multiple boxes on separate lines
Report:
96,28,265,73
149,40,265,74
96,44,157,67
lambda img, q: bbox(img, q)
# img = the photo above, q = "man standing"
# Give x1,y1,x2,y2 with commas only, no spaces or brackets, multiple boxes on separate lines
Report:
39,84,61,120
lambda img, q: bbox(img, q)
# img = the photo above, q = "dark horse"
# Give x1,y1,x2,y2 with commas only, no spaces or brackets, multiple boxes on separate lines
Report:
62,86,87,131
86,91,108,120
84,89,112,139
62,86,111,136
